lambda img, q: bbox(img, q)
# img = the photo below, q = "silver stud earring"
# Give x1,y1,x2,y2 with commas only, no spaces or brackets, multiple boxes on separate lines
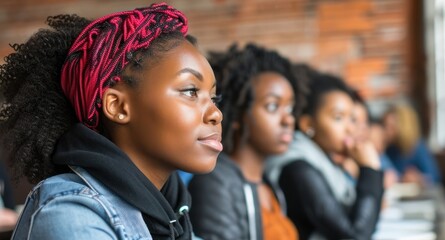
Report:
118,114,125,120
305,127,315,138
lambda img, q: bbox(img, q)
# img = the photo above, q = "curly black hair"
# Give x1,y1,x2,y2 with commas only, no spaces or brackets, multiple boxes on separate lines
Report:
209,43,308,154
0,14,189,183
302,71,352,118
0,15,90,183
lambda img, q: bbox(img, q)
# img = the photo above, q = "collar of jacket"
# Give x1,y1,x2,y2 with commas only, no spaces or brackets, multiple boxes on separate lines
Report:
218,152,274,240
52,123,192,239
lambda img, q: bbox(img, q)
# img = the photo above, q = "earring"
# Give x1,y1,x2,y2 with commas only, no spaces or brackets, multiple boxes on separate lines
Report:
118,114,125,120
305,127,315,138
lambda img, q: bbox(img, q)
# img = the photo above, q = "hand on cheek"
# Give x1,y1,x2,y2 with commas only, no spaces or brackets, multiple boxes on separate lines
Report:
344,138,381,170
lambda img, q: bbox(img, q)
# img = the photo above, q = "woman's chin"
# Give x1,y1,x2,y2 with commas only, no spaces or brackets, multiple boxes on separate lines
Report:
267,143,291,156
183,157,219,174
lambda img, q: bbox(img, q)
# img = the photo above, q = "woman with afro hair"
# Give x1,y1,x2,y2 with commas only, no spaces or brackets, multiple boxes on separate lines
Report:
188,44,307,240
0,3,222,239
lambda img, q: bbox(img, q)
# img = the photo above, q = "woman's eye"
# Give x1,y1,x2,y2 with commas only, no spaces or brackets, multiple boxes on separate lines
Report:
211,94,222,104
351,116,357,124
181,88,199,98
265,103,279,113
334,114,343,121
285,104,294,114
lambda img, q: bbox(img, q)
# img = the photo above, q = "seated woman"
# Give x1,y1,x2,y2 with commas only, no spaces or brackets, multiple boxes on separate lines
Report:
383,103,441,186
0,3,222,239
188,44,307,240
266,72,383,240
345,90,398,189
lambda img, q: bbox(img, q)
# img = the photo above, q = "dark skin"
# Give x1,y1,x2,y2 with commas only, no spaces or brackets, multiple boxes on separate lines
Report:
102,40,223,190
299,91,380,170
231,72,295,210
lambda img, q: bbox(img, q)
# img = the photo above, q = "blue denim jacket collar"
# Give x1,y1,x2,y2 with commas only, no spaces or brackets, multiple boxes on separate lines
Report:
12,166,153,239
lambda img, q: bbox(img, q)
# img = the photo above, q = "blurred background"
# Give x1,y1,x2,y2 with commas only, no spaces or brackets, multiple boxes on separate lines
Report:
0,0,444,205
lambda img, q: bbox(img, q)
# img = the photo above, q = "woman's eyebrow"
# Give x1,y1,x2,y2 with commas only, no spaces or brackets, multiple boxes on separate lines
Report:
176,68,203,81
258,93,282,100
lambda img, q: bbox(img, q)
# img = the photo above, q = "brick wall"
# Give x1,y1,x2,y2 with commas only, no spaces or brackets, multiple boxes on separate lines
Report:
0,0,421,102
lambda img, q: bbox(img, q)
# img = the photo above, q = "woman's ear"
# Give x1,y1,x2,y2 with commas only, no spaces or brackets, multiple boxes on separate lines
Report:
102,87,131,124
299,114,314,134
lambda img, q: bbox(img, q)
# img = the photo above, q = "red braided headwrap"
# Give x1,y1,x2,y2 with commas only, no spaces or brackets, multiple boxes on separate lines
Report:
61,3,188,130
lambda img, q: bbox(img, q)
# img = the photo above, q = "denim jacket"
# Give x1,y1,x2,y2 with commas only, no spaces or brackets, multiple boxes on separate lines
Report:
12,166,152,240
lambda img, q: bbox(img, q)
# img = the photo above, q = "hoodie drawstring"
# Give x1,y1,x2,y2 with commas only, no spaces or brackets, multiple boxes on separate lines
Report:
178,205,192,239
168,206,191,240
169,220,177,240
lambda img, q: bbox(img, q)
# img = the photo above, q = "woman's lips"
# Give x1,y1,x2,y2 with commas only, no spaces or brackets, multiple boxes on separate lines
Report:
198,133,223,152
280,132,294,143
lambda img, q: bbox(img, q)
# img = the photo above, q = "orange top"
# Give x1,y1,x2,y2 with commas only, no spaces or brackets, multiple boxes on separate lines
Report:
261,187,298,240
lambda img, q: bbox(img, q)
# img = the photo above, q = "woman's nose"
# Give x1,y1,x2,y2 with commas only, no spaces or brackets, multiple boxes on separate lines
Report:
281,111,295,128
346,118,355,135
204,100,223,125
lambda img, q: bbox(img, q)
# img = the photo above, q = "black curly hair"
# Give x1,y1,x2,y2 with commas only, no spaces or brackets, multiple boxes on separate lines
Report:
301,71,353,118
0,15,189,183
209,43,308,154
0,15,90,183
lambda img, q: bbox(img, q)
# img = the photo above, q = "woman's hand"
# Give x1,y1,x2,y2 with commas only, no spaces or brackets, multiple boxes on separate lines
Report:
345,139,381,170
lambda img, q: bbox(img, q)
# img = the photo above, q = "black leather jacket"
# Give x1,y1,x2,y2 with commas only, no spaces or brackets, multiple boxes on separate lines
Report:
280,161,383,240
189,153,276,240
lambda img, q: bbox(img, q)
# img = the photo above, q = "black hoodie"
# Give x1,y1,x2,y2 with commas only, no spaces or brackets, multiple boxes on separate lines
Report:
52,123,192,240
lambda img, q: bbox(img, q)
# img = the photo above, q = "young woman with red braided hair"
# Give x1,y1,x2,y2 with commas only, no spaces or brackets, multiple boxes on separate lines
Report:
0,3,222,240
